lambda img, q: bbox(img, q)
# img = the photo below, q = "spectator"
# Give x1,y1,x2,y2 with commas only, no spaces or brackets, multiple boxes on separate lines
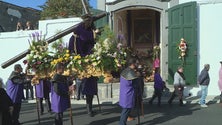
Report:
198,64,210,108
16,21,24,31
25,21,34,30
24,75,34,100
168,66,186,106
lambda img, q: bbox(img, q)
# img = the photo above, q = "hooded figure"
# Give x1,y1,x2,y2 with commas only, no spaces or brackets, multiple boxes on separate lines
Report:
6,64,25,125
119,58,138,125
51,63,70,125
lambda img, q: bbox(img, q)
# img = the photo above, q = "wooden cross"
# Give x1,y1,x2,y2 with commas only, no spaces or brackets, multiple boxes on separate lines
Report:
1,0,106,69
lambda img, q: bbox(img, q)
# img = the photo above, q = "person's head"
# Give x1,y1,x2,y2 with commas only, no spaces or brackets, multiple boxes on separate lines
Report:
17,22,22,26
220,61,222,66
204,64,210,71
177,66,183,73
14,64,23,73
26,21,31,26
56,63,65,74
127,58,137,69
81,14,94,29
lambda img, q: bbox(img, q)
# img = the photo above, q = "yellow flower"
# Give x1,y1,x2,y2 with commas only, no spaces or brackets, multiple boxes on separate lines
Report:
58,58,63,62
66,50,69,53
65,57,69,61
74,55,81,60
65,53,70,57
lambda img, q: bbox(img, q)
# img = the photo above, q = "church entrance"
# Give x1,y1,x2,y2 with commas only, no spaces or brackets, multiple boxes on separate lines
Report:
113,8,161,82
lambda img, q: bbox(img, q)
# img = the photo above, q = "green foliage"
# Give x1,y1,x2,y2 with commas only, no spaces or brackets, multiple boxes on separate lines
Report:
97,25,115,42
40,0,90,19
94,25,127,72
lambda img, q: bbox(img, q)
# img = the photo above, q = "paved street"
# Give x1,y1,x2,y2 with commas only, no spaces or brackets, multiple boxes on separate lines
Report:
19,98,222,125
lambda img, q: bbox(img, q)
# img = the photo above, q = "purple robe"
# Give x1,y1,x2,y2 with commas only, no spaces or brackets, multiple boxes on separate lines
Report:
154,73,164,89
218,67,222,91
51,75,70,113
6,80,24,103
119,76,135,108
36,80,44,98
68,24,94,57
82,77,98,95
35,80,51,98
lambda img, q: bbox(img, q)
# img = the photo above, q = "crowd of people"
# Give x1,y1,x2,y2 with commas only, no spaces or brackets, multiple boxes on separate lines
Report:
16,21,34,31
0,58,221,125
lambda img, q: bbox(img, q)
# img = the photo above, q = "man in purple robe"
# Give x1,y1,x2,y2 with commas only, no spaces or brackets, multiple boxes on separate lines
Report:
119,58,138,125
51,63,70,125
35,78,52,115
68,14,98,117
6,64,25,125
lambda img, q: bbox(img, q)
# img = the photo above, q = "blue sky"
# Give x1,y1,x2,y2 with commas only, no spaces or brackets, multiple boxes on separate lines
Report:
2,0,97,10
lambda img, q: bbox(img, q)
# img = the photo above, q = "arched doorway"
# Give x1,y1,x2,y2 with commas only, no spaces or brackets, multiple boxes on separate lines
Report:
113,8,161,81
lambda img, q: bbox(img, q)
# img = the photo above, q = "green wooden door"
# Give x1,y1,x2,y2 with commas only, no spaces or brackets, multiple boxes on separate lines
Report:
168,2,197,85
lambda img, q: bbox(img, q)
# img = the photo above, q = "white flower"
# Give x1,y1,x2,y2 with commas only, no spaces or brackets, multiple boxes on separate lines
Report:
96,56,101,60
117,43,122,50
103,38,111,51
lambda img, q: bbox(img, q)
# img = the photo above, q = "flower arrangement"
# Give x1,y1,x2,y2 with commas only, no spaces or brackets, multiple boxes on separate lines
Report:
23,32,53,84
177,38,187,58
92,26,127,82
50,39,70,68
177,38,188,65
24,26,128,84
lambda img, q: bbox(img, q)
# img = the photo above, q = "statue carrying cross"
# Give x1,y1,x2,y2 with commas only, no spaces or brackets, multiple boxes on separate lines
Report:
1,0,106,69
